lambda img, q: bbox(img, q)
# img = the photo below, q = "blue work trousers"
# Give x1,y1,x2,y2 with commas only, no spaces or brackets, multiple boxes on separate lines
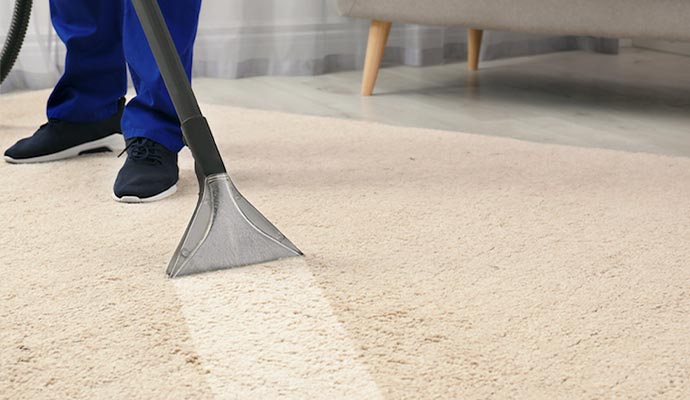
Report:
47,0,202,152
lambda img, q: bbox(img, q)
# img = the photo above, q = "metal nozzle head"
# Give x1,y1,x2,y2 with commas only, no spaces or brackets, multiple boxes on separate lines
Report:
167,173,302,278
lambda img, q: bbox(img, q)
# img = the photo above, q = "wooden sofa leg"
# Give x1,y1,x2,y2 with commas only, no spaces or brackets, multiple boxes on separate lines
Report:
468,28,483,71
361,20,392,96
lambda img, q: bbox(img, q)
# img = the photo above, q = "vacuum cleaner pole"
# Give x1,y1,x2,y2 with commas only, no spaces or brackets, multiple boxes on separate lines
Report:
132,0,302,278
131,0,224,178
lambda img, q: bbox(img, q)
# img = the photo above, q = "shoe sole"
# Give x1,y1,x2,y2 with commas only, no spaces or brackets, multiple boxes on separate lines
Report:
3,133,124,164
112,184,178,204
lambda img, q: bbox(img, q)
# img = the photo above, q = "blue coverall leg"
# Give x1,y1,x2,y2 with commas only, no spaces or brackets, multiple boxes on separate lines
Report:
47,0,202,152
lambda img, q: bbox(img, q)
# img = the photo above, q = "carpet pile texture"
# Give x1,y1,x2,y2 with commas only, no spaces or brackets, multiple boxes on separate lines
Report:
1,90,689,399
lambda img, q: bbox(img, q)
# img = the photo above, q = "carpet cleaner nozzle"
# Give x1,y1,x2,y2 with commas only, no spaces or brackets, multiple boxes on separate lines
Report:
133,0,302,277
167,173,302,278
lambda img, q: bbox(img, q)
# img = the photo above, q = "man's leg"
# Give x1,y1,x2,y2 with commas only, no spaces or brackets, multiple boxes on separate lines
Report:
4,0,127,163
121,0,201,152
47,0,128,122
113,0,201,203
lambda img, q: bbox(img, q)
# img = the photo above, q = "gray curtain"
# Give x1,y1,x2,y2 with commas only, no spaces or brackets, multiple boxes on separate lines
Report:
1,0,617,93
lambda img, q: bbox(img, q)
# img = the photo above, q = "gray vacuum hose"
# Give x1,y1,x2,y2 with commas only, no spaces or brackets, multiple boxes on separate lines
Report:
1,0,33,84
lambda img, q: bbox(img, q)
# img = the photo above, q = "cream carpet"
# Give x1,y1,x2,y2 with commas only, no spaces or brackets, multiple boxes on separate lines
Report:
1,90,689,399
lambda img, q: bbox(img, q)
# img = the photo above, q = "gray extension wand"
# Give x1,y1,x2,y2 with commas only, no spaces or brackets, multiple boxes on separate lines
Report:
132,0,302,278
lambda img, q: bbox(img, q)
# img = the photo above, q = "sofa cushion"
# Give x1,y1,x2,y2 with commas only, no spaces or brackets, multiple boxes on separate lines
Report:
336,0,690,41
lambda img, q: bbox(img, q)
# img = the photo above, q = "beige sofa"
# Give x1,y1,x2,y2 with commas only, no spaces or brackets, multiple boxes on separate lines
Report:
336,0,690,95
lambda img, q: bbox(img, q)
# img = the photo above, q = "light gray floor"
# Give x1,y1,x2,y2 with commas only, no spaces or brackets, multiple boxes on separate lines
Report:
193,48,690,158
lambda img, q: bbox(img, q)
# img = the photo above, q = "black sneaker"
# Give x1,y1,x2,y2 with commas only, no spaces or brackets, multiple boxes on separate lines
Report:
3,98,125,164
113,137,179,203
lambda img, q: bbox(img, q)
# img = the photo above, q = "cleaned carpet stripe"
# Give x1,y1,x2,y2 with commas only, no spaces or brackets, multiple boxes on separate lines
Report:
173,260,382,399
